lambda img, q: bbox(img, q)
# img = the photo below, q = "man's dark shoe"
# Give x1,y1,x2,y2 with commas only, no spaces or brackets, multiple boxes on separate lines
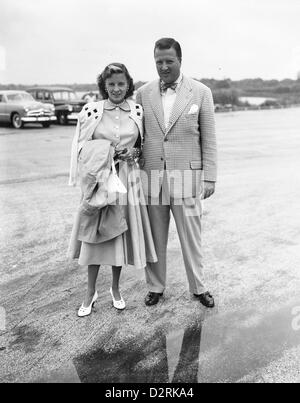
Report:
145,292,163,306
194,291,215,308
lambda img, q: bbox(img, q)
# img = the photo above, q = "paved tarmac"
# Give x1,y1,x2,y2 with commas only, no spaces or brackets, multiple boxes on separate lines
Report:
0,108,300,383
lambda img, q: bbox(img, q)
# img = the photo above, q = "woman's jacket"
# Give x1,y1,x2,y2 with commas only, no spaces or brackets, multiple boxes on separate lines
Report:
68,99,143,187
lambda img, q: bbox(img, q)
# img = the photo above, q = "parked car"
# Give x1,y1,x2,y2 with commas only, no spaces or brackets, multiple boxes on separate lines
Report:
27,87,86,125
0,90,56,129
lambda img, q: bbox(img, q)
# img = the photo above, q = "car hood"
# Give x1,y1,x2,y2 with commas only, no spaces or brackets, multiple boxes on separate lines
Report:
71,100,86,106
54,99,86,106
23,101,53,110
9,100,52,110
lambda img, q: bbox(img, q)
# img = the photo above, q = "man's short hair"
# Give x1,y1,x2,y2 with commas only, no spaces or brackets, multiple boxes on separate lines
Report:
154,38,182,61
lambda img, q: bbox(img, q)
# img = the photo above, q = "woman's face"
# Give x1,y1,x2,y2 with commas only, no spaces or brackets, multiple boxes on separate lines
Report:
105,73,128,104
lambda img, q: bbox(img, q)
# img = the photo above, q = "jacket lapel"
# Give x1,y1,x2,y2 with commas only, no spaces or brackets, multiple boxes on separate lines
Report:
149,80,166,134
166,77,193,135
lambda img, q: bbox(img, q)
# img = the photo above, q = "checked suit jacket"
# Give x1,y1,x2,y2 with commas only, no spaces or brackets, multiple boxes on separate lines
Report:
136,76,217,199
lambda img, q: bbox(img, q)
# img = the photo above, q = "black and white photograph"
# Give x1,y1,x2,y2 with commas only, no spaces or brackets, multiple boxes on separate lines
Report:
0,0,300,386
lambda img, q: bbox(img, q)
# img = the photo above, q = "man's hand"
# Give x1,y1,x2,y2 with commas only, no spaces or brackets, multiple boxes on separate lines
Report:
202,181,215,199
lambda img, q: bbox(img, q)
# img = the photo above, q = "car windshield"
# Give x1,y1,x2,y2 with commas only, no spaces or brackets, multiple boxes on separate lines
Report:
52,91,77,101
6,93,35,102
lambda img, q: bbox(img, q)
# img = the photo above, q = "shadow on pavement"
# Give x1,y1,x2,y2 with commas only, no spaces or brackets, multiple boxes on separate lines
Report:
73,321,203,383
34,298,300,383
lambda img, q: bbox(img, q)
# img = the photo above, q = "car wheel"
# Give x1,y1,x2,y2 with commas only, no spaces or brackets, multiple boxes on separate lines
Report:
42,122,51,128
11,113,24,129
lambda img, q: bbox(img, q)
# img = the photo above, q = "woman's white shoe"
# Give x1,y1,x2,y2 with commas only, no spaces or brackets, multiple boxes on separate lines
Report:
77,291,98,317
110,288,126,310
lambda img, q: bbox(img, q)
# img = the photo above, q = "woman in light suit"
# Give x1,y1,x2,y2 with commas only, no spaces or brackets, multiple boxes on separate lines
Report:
68,63,157,317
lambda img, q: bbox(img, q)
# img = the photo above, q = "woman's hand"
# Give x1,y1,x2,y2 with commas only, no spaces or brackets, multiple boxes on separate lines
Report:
118,148,141,164
114,148,128,160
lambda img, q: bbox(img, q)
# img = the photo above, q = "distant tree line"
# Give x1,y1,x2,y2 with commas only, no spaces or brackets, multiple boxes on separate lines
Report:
1,78,300,106
136,78,300,106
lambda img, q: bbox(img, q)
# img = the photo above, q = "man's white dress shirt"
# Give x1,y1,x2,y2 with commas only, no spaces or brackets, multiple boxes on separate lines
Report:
161,72,183,130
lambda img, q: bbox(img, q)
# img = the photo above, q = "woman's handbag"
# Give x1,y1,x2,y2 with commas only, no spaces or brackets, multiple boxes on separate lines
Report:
90,155,127,208
107,159,127,194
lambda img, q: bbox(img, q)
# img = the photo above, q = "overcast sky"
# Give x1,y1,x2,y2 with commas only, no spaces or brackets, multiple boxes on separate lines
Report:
0,0,300,84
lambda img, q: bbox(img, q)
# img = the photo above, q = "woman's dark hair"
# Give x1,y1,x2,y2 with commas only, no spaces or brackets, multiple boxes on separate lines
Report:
154,38,182,61
97,63,135,99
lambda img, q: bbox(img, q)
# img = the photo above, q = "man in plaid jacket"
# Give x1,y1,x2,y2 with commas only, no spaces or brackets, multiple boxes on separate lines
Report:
136,37,217,308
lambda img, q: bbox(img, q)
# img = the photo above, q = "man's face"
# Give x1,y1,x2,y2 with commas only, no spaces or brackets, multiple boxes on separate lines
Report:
154,47,181,84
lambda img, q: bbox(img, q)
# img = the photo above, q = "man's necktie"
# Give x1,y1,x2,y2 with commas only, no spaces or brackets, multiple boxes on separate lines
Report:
160,81,178,93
